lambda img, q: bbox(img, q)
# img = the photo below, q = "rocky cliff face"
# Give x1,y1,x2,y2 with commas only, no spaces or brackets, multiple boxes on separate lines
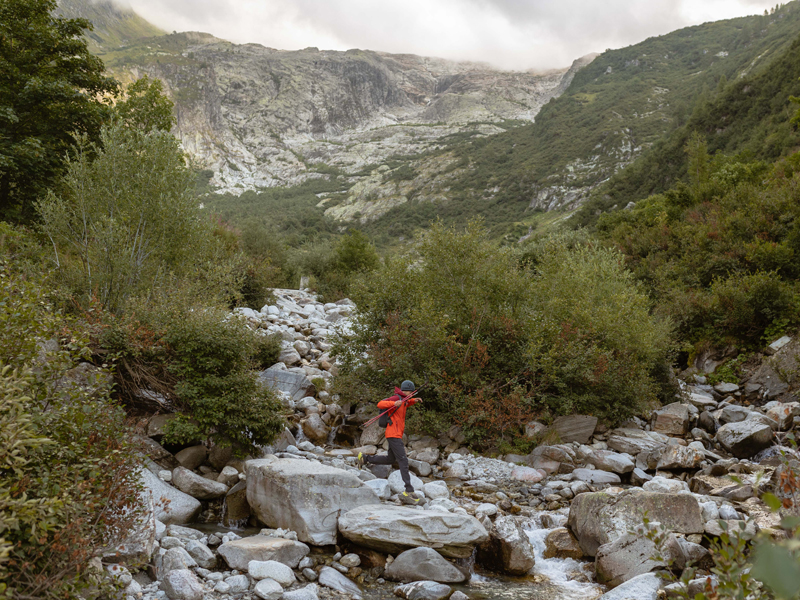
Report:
102,33,581,198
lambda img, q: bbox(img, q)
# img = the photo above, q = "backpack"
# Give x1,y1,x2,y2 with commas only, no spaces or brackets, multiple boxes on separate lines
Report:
378,396,398,428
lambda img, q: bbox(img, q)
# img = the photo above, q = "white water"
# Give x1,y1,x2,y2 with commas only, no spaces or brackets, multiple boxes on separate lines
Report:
525,520,604,600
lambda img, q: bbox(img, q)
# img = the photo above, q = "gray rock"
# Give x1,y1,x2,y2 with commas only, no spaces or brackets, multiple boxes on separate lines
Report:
715,421,773,458
246,458,380,545
365,478,392,500
568,492,704,557
598,572,661,600
607,429,668,455
714,382,740,394
172,466,228,500
165,524,204,541
318,566,362,599
282,584,320,600
258,366,316,401
339,553,361,568
225,574,250,593
184,540,216,569
477,515,535,575
248,560,296,585
174,445,207,471
160,546,197,576
656,445,704,470
423,481,450,500
393,581,452,600
302,413,330,444
686,392,717,411
408,458,432,477
163,569,203,600
254,578,283,600
524,421,547,438
384,547,466,583
631,468,652,485
549,415,598,444
642,476,688,494
339,504,489,558
388,469,424,494
586,450,635,474
652,403,690,436
543,528,584,560
719,405,750,425
571,468,621,485
218,535,310,570
139,467,201,525
596,533,672,587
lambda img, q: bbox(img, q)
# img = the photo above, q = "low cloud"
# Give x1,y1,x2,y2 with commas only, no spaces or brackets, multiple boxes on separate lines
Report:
125,0,780,70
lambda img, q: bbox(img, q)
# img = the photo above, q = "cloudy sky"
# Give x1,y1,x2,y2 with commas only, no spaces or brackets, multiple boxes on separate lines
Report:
123,0,780,71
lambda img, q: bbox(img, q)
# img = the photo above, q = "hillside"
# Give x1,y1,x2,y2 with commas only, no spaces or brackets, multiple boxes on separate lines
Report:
56,0,164,53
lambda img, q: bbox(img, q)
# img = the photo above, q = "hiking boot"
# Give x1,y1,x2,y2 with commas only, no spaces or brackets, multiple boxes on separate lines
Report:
399,491,424,505
356,452,366,468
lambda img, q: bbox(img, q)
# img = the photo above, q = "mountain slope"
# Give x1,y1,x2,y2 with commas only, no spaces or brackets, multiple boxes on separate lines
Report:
57,0,164,53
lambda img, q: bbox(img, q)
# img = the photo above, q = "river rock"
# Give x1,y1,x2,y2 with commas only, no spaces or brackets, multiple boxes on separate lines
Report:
246,458,380,545
282,584,319,600
543,528,583,560
185,540,216,569
586,450,635,474
258,366,316,401
318,566,362,598
388,470,424,493
596,532,673,587
598,572,661,600
652,403,690,436
248,560,296,585
571,468,621,485
477,515,535,575
715,421,773,458
393,581,452,600
163,569,203,600
218,535,310,569
160,547,197,576
568,492,704,556
302,413,330,444
423,481,450,500
550,415,598,444
360,421,384,446
172,466,229,500
642,476,689,493
254,578,283,600
365,478,392,500
339,504,489,558
140,468,201,525
656,445,704,470
174,445,207,471
511,466,546,483
607,429,668,455
384,547,466,583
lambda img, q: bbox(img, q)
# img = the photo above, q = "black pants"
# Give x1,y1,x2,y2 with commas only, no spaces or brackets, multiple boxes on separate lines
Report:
365,437,413,493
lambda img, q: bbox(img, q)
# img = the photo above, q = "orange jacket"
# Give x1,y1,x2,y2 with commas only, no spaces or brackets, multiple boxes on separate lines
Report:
378,387,419,439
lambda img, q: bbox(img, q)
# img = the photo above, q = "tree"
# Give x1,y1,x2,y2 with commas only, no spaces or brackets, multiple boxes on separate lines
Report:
115,76,175,133
0,0,118,221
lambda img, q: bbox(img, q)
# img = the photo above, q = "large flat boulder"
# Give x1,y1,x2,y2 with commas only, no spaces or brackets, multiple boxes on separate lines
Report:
549,415,597,444
606,429,668,455
567,492,704,557
218,535,310,569
139,467,201,525
339,505,489,558
715,421,773,458
246,458,380,546
384,547,466,583
258,367,316,401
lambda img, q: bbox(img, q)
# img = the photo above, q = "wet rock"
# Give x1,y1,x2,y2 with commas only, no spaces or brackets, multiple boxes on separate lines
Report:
715,421,773,458
318,566,362,599
174,445,207,471
249,560,296,585
172,467,228,500
543,527,584,560
140,468,201,525
246,458,379,545
652,403,690,436
218,535,310,569
656,445,704,470
568,492,703,557
393,581,452,600
384,547,466,583
339,504,489,558
549,415,598,444
477,515,535,575
598,572,661,600
163,569,203,600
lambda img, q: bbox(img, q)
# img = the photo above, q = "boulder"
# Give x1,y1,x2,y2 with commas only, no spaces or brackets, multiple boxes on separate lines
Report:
477,516,535,575
511,466,546,483
258,366,316,402
571,468,621,485
318,566,362,599
384,547,466,583
163,569,203,600
282,584,319,600
567,492,704,556
656,445,704,470
549,415,598,444
218,535,310,569
423,481,450,500
598,572,662,600
642,476,688,494
147,414,177,440
652,403,690,436
715,421,773,458
223,481,251,526
586,450,635,474
524,421,547,438
596,532,673,587
365,479,392,500
104,489,156,564
172,467,228,500
248,560,296,585
139,467,201,525
607,429,668,455
543,528,583,560
174,445,207,471
302,413,330,444
185,540,216,569
388,470,424,494
339,504,489,558
360,421,385,446
393,581,452,600
160,547,197,576
254,578,283,600
246,458,380,546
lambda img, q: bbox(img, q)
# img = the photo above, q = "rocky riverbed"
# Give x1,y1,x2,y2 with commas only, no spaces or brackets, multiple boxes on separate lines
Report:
112,289,800,600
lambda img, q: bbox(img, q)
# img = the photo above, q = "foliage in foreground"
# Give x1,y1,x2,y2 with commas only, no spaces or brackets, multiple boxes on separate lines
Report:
334,221,673,447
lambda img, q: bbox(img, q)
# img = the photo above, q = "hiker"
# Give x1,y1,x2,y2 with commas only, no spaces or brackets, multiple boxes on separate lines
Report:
358,380,424,505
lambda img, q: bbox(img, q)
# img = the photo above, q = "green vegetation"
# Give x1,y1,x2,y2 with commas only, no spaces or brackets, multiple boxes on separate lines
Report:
0,0,118,221
56,0,165,54
334,221,673,447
